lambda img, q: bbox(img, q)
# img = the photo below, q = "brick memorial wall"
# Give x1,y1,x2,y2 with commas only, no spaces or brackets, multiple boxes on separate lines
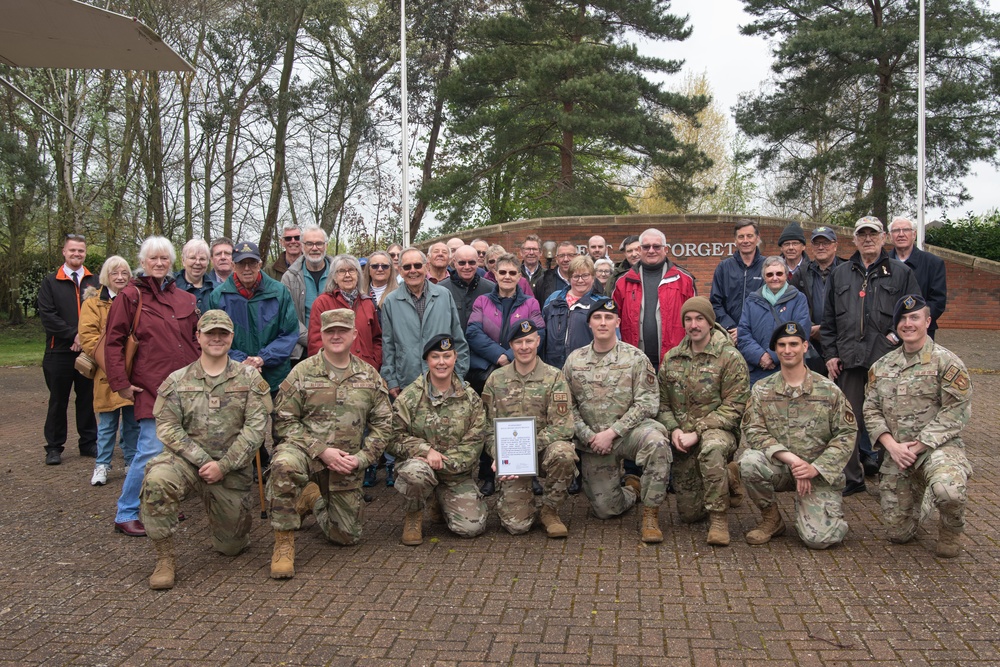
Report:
423,214,1000,330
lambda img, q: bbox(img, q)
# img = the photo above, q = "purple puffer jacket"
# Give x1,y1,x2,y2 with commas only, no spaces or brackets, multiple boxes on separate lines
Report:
466,288,544,371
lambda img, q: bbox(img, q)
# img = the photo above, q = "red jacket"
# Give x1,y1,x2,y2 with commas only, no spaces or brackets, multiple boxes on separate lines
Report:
104,276,200,419
306,290,383,370
612,262,695,366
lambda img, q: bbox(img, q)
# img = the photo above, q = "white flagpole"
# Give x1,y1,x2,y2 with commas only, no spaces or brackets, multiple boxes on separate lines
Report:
401,0,410,248
917,0,926,249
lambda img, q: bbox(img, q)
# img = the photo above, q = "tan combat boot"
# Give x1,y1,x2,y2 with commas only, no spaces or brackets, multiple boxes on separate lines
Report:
270,531,295,579
539,505,568,538
401,510,423,546
425,494,444,524
296,482,321,517
746,505,785,545
640,506,663,543
706,510,730,546
935,521,962,558
727,462,745,508
622,474,642,499
148,537,175,590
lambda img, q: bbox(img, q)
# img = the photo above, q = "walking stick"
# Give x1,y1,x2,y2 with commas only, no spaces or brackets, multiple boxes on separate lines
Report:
256,449,267,519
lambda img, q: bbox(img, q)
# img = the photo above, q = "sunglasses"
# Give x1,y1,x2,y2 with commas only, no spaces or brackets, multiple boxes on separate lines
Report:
476,250,487,256
401,262,424,271
283,235,300,241
495,269,518,277
369,263,390,270
764,271,785,278
389,253,400,258
455,260,477,267
65,233,86,241
641,244,663,251
487,258,497,265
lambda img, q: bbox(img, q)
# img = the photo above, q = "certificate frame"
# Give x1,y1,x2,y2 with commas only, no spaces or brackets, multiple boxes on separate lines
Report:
494,416,538,477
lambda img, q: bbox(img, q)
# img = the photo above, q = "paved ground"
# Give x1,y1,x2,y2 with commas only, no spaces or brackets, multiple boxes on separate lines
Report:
1,329,999,666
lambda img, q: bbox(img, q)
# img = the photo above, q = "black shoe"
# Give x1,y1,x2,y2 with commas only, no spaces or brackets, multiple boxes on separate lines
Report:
45,450,62,466
843,480,867,497
479,479,495,497
385,463,396,487
567,477,581,495
532,478,543,496
79,445,98,458
862,455,881,477
363,465,377,488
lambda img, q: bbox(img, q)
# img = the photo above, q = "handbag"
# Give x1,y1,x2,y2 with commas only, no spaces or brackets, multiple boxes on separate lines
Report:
74,352,98,379
96,289,143,378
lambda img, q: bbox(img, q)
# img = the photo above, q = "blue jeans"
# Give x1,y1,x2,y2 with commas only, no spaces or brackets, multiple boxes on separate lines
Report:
96,407,139,468
115,418,162,523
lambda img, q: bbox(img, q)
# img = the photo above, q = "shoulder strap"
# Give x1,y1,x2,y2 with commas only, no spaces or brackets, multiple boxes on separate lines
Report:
129,289,142,335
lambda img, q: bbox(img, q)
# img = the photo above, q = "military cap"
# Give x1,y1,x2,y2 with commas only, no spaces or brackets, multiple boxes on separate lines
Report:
232,241,262,263
198,309,234,333
423,333,456,359
893,294,928,327
509,319,539,342
811,226,837,242
321,308,355,332
587,297,619,321
854,216,884,234
770,321,808,349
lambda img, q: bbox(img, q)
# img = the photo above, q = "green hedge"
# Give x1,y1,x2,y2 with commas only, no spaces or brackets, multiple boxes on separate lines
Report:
927,211,1000,262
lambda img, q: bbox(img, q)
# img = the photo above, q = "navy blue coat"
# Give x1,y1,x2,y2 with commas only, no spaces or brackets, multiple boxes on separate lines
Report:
541,288,602,369
737,285,811,385
710,250,766,330
889,246,947,333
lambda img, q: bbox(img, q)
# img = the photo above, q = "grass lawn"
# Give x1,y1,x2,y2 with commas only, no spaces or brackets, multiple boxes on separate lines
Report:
0,318,46,366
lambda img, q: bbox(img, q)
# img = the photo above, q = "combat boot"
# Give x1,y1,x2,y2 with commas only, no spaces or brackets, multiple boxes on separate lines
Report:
539,505,568,538
622,474,642,500
270,531,295,579
935,521,963,558
746,505,785,545
148,537,175,590
706,510,730,546
296,482,321,517
640,506,663,543
727,461,745,508
425,494,443,524
401,510,423,546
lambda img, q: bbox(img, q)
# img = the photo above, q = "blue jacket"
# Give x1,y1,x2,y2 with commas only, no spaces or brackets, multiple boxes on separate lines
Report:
541,288,603,369
737,285,811,385
467,287,544,372
174,270,216,316
889,246,947,333
710,249,765,330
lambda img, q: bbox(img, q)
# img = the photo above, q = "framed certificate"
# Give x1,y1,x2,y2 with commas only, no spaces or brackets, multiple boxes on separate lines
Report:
494,417,538,477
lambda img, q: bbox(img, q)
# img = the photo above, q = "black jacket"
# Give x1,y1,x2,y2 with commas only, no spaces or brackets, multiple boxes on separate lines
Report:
438,274,495,331
889,246,947,332
820,250,920,369
535,268,570,307
37,265,100,353
789,256,845,328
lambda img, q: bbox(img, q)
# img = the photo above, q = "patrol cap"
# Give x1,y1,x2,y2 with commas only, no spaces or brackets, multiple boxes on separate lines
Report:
811,226,837,242
232,241,262,263
854,216,884,234
893,294,928,327
587,298,619,321
423,333,456,359
198,309,234,333
509,319,539,342
680,296,716,328
320,308,355,332
770,321,808,349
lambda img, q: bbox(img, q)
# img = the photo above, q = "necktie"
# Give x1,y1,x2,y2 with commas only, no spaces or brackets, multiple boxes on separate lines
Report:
71,271,80,288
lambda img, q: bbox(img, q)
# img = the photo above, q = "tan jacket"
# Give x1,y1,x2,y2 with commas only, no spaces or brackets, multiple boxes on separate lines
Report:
78,286,133,413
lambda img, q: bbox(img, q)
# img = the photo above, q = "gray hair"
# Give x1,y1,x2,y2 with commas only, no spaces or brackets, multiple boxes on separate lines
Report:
639,228,667,245
138,235,177,265
890,216,916,232
493,253,520,271
281,224,301,235
761,255,788,277
327,254,363,293
98,255,132,288
399,246,428,265
301,224,328,243
594,258,614,271
181,238,210,260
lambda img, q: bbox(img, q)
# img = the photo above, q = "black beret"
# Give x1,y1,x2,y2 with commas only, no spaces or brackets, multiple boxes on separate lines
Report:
422,334,456,359
509,319,539,342
893,294,928,327
770,321,807,349
587,298,619,321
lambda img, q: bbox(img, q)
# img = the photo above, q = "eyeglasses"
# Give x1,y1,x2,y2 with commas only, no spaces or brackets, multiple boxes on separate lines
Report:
336,268,358,275
556,253,576,260
571,274,592,281
456,260,477,267
812,240,834,247
495,269,518,277
764,271,785,278
521,246,539,253
401,262,424,271
369,263,390,270
891,228,914,235
304,241,326,248
641,244,664,251
283,235,300,241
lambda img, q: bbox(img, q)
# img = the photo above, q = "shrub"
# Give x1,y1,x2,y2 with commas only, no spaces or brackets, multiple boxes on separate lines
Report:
926,211,1000,262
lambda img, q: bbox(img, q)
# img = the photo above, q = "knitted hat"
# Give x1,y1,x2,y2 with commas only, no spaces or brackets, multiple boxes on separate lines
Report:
680,296,716,328
778,222,806,246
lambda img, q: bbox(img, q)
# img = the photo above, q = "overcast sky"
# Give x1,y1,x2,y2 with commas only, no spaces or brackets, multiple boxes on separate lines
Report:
637,0,1000,220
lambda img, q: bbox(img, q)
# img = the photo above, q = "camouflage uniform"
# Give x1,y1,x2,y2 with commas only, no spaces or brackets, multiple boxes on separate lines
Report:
658,326,750,522
389,373,488,538
562,341,671,519
739,371,856,549
864,338,973,542
142,359,272,555
267,352,392,545
482,360,577,534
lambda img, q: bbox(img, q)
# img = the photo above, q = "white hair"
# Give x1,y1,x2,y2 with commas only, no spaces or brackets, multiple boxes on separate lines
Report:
639,228,667,245
138,235,176,265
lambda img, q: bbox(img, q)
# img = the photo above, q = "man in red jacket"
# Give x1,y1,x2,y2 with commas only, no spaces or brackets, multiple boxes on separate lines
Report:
612,228,696,371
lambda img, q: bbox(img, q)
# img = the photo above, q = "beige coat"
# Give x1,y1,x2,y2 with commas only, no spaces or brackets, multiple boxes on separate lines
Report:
78,286,133,413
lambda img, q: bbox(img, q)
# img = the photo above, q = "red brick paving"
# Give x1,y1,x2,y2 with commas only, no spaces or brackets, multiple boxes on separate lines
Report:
0,329,998,665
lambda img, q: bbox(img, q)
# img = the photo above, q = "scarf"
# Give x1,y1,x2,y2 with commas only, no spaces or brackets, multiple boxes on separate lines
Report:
762,283,788,306
236,272,262,300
